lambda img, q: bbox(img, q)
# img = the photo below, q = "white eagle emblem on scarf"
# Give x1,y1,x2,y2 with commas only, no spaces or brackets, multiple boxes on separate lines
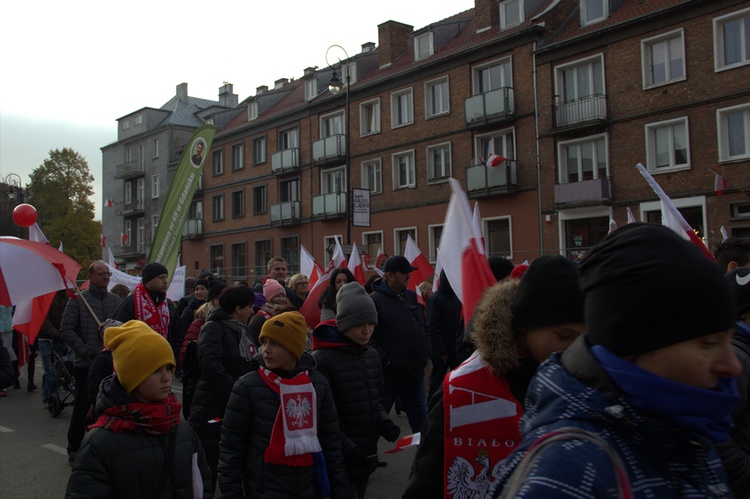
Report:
285,394,312,428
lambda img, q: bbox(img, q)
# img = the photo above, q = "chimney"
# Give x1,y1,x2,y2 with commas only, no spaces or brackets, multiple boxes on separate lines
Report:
176,82,188,103
274,78,289,90
475,0,499,33
256,85,268,94
377,21,413,69
218,82,238,107
361,42,376,53
303,66,317,77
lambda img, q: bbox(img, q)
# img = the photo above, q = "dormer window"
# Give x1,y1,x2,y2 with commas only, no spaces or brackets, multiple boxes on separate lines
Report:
248,101,258,121
581,0,608,26
415,32,434,61
304,78,317,101
499,0,524,30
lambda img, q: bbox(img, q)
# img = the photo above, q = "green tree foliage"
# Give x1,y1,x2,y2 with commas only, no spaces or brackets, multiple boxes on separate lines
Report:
27,148,101,280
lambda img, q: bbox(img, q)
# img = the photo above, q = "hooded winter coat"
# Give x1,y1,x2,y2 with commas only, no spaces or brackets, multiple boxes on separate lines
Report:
218,352,349,498
66,376,212,499
403,279,527,498
489,336,734,498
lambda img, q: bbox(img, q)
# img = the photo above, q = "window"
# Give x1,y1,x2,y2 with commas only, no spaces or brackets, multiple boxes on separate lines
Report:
642,29,685,88
642,196,706,240
135,114,142,126
714,7,750,71
564,215,609,261
426,143,452,182
363,232,383,268
474,58,512,94
231,243,247,277
210,245,224,274
394,228,416,256
136,178,144,209
391,88,414,128
558,134,608,183
188,200,202,220
581,0,607,26
124,181,132,205
428,225,443,262
304,78,317,101
499,0,524,30
139,145,144,168
212,150,224,176
280,128,299,150
732,202,750,218
645,117,689,171
151,215,159,240
151,174,160,199
557,55,604,104
254,240,271,277
361,159,382,194
392,150,416,189
360,99,381,136
425,76,449,118
137,219,145,253
322,167,345,195
124,220,131,248
281,237,300,273
253,185,267,214
476,129,515,164
486,217,512,258
280,179,300,203
415,32,434,60
248,101,258,120
212,194,225,221
320,111,345,138
717,103,750,161
153,139,159,158
232,190,245,218
122,120,130,130
231,143,244,170
253,137,266,165
342,61,358,87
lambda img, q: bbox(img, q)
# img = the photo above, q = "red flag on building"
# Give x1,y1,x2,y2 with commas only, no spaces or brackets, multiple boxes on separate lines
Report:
485,154,506,168
708,168,728,196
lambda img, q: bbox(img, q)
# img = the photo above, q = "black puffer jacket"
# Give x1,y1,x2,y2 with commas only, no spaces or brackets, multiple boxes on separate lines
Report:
218,353,349,498
60,287,121,369
66,376,212,499
312,322,393,480
369,279,429,382
426,271,463,364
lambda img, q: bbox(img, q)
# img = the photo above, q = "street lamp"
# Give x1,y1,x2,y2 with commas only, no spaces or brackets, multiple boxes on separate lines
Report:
326,44,351,245
4,173,22,201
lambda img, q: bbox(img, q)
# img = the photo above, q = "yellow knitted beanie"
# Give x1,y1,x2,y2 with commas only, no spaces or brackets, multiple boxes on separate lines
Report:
104,320,175,394
259,311,307,361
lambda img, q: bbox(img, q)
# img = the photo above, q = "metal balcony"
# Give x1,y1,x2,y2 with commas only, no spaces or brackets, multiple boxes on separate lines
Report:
183,218,203,239
466,160,518,196
115,160,145,179
271,148,300,174
312,134,346,164
554,177,611,205
464,87,515,126
270,201,301,225
312,192,347,218
554,94,607,128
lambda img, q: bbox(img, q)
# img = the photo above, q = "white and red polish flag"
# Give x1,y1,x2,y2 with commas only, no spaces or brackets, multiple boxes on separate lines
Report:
636,163,714,260
438,179,497,326
375,246,386,270
100,234,107,248
626,207,637,224
608,218,618,234
29,223,48,244
404,235,433,292
105,199,116,208
347,242,366,285
721,226,729,242
485,154,506,168
120,233,128,250
300,245,323,289
432,249,443,292
708,169,728,196
300,239,346,329
384,433,421,454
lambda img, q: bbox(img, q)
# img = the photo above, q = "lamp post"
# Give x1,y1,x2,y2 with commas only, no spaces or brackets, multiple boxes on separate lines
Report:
3,173,25,237
326,44,351,245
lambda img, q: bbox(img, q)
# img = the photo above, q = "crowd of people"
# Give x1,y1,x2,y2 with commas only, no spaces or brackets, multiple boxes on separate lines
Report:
2,226,750,498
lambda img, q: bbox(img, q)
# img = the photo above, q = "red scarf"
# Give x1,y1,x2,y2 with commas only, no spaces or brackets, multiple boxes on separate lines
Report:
443,351,522,498
258,368,321,466
89,393,182,435
134,283,170,338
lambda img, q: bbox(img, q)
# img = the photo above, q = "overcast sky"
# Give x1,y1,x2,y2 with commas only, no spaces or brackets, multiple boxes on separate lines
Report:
0,0,474,220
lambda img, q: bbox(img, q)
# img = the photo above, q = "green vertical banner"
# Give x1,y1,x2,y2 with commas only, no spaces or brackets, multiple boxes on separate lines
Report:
148,124,216,279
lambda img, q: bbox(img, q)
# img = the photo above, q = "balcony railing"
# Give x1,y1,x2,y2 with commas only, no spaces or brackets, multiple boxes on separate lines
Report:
554,94,607,127
270,201,301,224
312,134,346,163
464,87,515,125
554,177,611,205
271,148,300,174
466,160,517,193
115,199,145,216
183,218,203,239
115,160,145,179
312,192,347,218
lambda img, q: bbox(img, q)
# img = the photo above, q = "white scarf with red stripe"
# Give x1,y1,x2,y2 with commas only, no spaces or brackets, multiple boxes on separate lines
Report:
133,283,170,338
258,367,321,466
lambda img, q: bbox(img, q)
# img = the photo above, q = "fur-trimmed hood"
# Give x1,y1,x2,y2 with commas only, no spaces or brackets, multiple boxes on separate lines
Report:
471,279,521,376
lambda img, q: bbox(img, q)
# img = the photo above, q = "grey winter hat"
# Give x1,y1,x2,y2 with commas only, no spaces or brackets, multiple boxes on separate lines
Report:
336,282,378,331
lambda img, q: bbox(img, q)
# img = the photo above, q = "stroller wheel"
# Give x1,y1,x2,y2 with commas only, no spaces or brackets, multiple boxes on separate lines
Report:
48,393,63,418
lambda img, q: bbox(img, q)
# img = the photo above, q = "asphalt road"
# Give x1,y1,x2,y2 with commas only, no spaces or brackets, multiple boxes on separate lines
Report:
0,358,417,498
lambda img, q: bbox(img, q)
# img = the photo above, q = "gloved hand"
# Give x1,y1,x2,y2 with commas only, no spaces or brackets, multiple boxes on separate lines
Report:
379,419,401,442
346,446,369,467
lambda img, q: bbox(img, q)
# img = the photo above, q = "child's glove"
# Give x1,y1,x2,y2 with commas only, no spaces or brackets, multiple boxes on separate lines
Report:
379,419,401,442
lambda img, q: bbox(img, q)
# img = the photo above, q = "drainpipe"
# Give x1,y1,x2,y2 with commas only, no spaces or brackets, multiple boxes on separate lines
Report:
532,40,544,255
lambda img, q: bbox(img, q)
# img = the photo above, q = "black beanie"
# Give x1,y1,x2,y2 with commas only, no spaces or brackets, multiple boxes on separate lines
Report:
726,267,750,317
141,262,169,284
511,255,584,332
336,282,378,331
580,223,736,357
194,279,210,290
206,280,228,303
488,256,515,281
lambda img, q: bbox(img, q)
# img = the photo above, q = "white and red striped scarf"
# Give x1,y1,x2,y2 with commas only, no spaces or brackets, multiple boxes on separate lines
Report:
258,367,321,466
133,283,170,339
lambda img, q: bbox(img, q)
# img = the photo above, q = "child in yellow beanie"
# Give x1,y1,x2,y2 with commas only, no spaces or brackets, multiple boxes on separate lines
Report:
66,320,213,499
218,311,350,497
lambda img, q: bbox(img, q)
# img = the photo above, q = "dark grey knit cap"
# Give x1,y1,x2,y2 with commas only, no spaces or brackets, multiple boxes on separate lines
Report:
336,282,378,331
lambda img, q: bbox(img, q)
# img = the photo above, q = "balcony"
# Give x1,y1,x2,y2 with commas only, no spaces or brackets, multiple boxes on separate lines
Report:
183,218,203,239
115,160,145,179
271,148,300,174
312,134,346,165
554,177,611,205
554,94,607,128
270,201,301,225
312,192,347,219
115,199,145,217
464,87,515,127
466,160,518,196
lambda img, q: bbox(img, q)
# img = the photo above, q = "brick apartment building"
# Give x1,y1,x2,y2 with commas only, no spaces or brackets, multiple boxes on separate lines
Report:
160,0,749,282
